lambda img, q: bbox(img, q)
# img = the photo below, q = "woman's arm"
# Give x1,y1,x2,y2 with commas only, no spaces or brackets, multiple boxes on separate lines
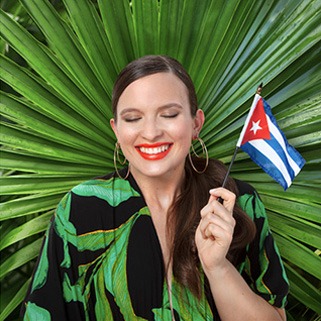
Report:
195,188,286,321
205,258,286,321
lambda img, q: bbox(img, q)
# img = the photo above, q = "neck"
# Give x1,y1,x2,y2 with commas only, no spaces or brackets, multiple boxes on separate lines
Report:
130,166,185,212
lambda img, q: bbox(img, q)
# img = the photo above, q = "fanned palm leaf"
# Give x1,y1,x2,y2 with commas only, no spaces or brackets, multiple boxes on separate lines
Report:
1,0,320,319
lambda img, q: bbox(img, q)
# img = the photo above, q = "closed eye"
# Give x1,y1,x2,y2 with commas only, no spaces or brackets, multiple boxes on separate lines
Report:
124,117,141,122
161,113,179,118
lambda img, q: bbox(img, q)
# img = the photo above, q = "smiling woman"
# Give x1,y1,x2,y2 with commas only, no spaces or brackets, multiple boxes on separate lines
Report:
21,55,288,321
111,71,203,178
1,1,320,320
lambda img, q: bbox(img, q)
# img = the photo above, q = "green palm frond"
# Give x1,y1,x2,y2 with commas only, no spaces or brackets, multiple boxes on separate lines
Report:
1,0,320,320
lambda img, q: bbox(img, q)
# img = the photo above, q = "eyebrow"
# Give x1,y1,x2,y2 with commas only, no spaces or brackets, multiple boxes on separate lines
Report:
119,103,183,116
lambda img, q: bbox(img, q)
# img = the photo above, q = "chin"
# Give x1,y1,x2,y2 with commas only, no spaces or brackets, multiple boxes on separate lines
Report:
133,163,184,179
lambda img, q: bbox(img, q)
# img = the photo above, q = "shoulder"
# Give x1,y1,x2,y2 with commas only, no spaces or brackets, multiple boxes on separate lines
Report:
70,174,141,204
234,179,256,197
234,179,266,221
55,174,144,235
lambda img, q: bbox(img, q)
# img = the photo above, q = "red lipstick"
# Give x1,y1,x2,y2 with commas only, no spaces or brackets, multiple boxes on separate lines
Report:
136,143,172,160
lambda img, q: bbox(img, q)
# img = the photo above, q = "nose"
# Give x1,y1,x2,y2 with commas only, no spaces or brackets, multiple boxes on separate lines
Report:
141,117,163,141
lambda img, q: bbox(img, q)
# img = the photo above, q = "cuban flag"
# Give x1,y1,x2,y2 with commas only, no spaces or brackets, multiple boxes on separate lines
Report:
237,94,305,190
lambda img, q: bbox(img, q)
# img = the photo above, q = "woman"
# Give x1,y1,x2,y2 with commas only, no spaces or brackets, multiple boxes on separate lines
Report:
22,55,289,320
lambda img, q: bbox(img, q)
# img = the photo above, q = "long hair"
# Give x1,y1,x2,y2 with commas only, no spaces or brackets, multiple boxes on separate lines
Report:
112,55,256,298
169,157,256,297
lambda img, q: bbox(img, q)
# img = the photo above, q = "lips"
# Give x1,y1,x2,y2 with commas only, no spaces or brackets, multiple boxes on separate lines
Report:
136,143,172,160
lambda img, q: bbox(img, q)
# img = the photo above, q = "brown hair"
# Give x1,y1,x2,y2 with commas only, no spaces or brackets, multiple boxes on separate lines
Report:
112,55,256,298
170,158,256,297
112,55,197,121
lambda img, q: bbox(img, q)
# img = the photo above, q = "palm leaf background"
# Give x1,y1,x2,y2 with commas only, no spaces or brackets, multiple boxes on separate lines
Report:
0,0,320,320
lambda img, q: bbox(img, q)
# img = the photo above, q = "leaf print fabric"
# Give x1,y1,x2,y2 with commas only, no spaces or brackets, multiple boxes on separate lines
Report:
22,172,288,320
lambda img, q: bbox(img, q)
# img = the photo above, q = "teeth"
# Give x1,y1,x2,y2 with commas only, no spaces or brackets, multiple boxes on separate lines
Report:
140,145,169,154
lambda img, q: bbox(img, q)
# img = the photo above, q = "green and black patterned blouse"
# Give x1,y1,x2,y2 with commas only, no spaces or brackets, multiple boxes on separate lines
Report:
22,172,289,320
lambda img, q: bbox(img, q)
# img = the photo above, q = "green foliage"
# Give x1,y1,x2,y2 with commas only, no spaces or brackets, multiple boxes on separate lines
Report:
0,0,320,320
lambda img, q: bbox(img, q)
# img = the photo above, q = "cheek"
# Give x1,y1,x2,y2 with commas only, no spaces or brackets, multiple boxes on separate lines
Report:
174,121,194,140
171,125,193,153
116,128,136,146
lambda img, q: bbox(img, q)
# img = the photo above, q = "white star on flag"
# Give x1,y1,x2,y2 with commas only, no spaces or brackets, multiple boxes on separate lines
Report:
250,120,262,135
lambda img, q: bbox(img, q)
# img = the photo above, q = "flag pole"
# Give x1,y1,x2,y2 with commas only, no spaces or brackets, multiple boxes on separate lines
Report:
218,83,263,202
220,146,239,189
256,82,263,95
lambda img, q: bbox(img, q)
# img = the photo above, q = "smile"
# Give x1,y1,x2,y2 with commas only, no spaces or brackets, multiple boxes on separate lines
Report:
136,143,172,160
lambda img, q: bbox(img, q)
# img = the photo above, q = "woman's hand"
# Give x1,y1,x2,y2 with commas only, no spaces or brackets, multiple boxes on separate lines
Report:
195,188,236,273
195,188,287,321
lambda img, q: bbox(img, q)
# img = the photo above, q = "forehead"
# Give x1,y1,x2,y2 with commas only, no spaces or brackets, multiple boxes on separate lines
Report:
117,72,190,109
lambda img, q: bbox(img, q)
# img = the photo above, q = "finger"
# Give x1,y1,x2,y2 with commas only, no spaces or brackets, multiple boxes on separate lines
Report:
201,200,235,226
200,219,233,246
199,212,235,239
205,223,233,244
207,193,217,204
209,188,236,213
208,212,234,233
200,201,217,218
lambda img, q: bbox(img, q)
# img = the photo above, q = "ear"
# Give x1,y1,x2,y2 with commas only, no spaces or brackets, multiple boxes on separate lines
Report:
193,109,205,136
110,118,118,139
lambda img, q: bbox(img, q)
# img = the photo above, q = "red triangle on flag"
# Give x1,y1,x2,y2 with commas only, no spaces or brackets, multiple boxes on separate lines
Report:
241,98,270,145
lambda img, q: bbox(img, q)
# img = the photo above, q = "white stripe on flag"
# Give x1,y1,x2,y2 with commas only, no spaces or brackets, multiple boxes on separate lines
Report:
267,116,301,175
248,139,292,188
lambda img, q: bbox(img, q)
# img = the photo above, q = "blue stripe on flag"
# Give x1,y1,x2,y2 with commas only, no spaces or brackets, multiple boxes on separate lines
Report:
265,132,296,181
241,141,291,190
263,99,306,173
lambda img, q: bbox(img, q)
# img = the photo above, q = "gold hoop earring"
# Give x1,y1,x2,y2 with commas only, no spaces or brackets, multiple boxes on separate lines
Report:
114,142,130,179
188,137,209,174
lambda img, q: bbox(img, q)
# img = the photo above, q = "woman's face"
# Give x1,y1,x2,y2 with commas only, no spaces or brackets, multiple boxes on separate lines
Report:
110,72,204,180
